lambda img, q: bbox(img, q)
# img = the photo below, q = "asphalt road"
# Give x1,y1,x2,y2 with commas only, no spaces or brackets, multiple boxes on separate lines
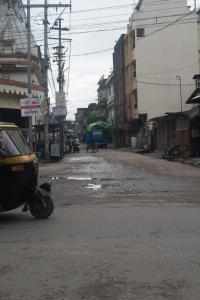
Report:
1,149,200,300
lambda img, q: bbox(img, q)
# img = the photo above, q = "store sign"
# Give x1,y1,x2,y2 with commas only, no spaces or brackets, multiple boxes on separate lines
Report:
52,106,67,118
20,98,42,117
20,97,49,117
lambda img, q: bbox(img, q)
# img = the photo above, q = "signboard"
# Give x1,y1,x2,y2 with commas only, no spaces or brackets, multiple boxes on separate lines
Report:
52,106,67,118
56,92,65,106
20,97,49,117
20,98,41,117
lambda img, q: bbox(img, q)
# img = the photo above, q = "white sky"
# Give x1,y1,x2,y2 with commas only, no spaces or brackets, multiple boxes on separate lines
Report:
30,0,134,119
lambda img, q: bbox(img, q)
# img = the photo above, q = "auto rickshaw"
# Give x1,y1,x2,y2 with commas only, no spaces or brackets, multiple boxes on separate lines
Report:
0,122,54,218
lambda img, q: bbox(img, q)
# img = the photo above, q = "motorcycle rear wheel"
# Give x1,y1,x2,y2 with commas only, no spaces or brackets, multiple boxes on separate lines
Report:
29,194,54,219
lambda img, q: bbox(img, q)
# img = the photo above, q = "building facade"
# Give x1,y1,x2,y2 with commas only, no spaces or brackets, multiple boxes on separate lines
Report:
133,0,199,120
113,34,126,147
186,75,200,157
106,72,115,127
0,0,44,127
124,19,138,122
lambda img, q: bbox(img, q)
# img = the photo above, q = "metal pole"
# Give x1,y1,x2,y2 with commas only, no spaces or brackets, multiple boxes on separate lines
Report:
197,11,200,73
51,19,69,92
44,0,49,159
58,18,62,92
27,0,33,150
22,1,71,158
176,75,183,112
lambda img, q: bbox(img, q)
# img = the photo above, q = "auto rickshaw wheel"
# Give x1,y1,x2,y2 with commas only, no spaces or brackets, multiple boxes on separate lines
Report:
29,194,54,219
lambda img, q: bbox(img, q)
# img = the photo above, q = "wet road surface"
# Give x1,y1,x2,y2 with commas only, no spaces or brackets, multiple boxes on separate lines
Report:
1,149,200,300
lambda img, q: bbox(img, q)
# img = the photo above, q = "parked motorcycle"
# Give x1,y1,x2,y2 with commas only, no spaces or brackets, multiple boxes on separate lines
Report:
73,143,80,153
162,144,179,160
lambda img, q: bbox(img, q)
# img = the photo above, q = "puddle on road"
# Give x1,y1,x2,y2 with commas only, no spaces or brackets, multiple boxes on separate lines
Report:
69,156,98,163
67,176,92,181
85,184,102,191
50,176,59,180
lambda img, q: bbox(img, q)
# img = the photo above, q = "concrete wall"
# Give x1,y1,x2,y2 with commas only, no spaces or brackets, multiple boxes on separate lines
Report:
0,93,19,109
134,0,199,119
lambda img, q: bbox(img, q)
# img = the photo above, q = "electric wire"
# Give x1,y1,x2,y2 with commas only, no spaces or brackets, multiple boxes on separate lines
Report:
136,11,194,40
1,16,197,51
137,63,198,76
72,48,113,57
8,10,195,33
65,10,72,98
30,14,196,33
29,0,192,20
136,80,194,86
29,2,134,21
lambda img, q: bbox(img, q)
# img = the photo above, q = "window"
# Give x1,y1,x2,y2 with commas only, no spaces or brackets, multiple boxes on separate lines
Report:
0,129,30,157
136,28,145,38
2,40,14,54
3,44,13,54
133,60,136,78
134,90,138,109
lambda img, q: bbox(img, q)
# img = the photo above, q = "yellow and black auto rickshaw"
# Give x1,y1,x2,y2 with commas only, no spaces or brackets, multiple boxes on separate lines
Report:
0,122,54,218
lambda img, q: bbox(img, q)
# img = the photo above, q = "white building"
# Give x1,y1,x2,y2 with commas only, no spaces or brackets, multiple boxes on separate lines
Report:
133,0,199,120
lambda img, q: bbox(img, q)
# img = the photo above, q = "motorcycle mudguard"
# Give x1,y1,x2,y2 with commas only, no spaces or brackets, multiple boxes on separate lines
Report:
39,182,51,193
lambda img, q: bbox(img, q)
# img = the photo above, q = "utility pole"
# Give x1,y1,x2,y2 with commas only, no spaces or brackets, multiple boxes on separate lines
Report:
43,0,49,159
27,0,33,150
51,19,69,157
194,0,200,74
176,75,183,112
197,10,200,74
51,18,69,92
23,1,71,159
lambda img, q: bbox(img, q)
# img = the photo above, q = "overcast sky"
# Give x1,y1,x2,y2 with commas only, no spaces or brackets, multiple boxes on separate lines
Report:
31,0,134,119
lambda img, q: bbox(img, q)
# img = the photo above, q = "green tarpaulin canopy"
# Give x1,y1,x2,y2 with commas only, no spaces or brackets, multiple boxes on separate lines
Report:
86,121,112,132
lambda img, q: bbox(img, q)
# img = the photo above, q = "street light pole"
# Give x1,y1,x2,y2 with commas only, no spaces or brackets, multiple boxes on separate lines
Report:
176,75,183,112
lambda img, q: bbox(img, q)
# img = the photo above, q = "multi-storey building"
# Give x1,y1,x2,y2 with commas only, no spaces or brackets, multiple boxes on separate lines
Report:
113,34,126,147
124,19,138,122
0,0,44,127
75,104,97,140
106,72,115,127
0,0,25,19
124,19,143,146
113,27,141,147
96,75,108,120
133,0,198,119
75,108,87,139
